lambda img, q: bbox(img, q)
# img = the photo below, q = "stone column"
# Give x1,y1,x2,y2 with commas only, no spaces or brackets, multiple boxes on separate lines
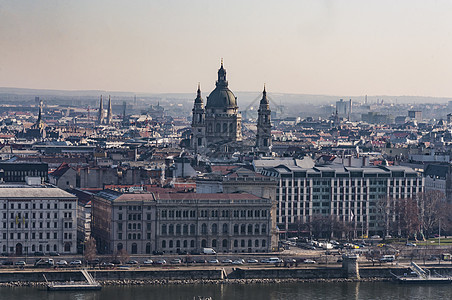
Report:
342,254,360,279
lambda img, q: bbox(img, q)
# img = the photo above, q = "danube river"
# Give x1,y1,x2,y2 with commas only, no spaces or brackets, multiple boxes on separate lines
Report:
0,282,451,300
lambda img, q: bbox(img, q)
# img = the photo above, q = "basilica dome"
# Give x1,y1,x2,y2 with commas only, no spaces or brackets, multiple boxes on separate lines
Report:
206,62,238,109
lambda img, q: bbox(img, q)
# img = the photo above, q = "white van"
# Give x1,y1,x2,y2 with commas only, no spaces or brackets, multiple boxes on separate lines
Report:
202,248,216,255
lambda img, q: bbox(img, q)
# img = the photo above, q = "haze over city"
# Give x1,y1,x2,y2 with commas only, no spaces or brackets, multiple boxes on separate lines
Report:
1,0,452,97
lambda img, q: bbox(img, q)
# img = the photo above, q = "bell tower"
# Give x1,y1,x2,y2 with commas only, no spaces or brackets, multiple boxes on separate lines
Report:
191,83,206,152
256,85,272,154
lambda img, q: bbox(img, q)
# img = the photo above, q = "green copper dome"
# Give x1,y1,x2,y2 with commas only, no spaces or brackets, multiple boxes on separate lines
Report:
206,62,238,109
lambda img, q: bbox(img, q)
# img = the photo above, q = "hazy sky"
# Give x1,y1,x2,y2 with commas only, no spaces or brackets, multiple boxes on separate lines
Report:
1,0,451,97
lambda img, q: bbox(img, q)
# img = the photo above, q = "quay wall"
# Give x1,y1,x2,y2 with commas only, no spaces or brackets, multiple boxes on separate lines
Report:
3,266,452,283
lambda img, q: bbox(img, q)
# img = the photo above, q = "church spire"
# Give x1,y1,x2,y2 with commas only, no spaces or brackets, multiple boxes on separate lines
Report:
195,83,203,104
260,84,269,106
98,95,104,124
216,59,227,87
107,95,112,125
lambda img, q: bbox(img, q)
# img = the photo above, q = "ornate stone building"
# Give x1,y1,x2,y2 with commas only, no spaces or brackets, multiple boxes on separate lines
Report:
192,61,245,150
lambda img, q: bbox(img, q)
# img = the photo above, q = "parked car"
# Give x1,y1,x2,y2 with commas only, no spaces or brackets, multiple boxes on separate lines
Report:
246,259,259,264
261,257,283,264
194,259,207,264
110,260,121,265
154,259,167,265
152,251,164,255
143,259,154,265
33,252,45,256
49,252,60,256
15,261,26,266
379,255,395,262
170,258,182,264
303,259,316,264
126,260,139,265
100,262,114,268
221,259,233,264
208,259,220,264
232,259,244,265
70,260,82,266
406,243,417,247
56,260,68,266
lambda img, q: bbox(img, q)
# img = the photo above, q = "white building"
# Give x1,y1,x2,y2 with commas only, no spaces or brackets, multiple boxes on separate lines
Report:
0,184,78,255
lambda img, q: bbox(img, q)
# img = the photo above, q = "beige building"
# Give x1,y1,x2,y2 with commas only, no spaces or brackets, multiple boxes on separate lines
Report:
91,189,274,254
0,184,78,255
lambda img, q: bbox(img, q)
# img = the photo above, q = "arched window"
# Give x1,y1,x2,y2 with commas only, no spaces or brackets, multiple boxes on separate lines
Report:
255,224,260,234
261,224,267,234
117,243,123,251
255,239,259,247
176,240,180,248
201,239,207,248
223,223,228,234
131,243,137,254
190,224,196,235
234,240,238,247
241,240,245,247
222,239,228,248
176,224,181,235
146,243,151,254
248,224,253,234
212,223,218,234
240,224,246,234
212,239,217,248
161,224,167,235
183,224,188,234
190,240,195,248
162,240,166,248
223,123,227,132
208,123,213,133
262,239,266,247
31,245,35,252
168,224,174,235
169,240,173,248
234,224,239,234
248,239,252,247
183,240,188,248
216,123,220,132
201,223,207,234
229,123,233,133
46,244,50,252
54,244,57,251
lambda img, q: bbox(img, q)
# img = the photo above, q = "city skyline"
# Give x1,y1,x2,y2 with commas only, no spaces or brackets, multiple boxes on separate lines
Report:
1,1,452,97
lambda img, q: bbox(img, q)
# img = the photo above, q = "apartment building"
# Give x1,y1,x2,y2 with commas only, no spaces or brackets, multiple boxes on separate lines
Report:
261,165,424,237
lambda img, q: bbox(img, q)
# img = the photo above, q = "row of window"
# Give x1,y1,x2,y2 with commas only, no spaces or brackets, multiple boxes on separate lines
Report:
3,220,73,229
2,212,73,220
161,223,268,235
281,179,421,187
160,209,268,219
1,232,72,240
2,202,73,210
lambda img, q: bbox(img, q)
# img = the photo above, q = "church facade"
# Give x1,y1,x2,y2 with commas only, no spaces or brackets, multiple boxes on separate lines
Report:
191,62,271,154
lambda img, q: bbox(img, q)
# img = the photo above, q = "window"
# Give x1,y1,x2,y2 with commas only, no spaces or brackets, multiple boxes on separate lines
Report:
163,240,167,248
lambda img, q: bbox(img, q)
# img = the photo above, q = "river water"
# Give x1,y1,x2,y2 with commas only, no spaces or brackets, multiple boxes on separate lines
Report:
0,282,451,300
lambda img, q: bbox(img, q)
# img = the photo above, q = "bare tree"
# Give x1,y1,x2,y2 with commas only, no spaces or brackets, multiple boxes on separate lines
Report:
395,197,420,239
117,248,130,264
84,237,97,263
417,191,447,239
